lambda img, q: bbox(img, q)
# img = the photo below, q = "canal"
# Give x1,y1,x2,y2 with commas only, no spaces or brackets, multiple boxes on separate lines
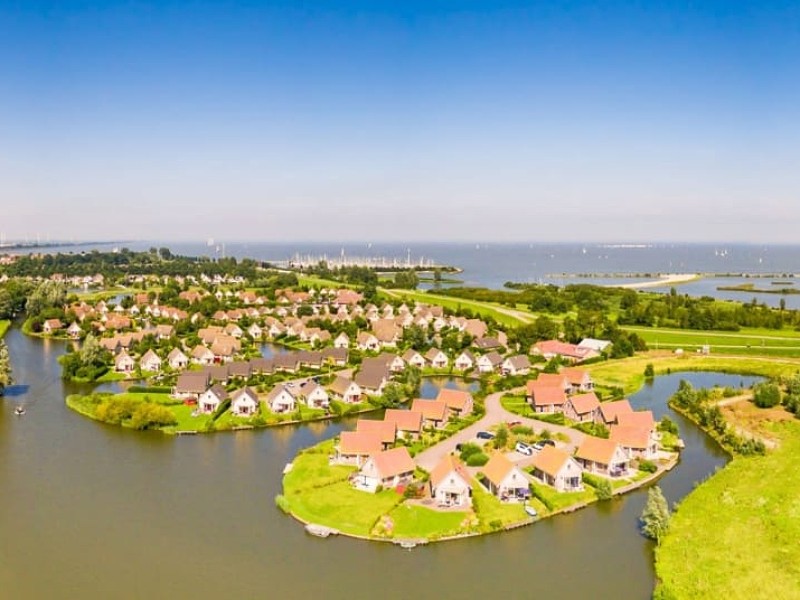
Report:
0,326,760,598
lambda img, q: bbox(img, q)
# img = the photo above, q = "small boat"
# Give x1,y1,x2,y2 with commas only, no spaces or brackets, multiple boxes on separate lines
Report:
524,504,538,518
14,406,26,416
305,524,338,538
399,541,417,550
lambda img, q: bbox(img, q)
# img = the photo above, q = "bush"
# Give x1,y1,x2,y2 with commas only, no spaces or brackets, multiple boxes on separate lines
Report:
657,416,679,435
128,385,172,394
574,422,609,438
534,412,566,425
638,460,658,474
510,425,534,436
753,382,781,408
644,363,655,379
583,473,613,500
459,443,482,461
129,403,177,430
465,452,489,467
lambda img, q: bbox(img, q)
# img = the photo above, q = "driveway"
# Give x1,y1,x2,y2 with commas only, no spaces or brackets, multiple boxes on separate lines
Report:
415,389,585,471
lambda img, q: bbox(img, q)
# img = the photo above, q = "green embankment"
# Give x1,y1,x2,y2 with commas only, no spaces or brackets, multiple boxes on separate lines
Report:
655,421,800,599
382,289,532,327
0,320,9,338
624,326,800,358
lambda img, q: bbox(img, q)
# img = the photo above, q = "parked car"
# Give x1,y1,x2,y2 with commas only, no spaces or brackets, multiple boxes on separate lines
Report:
476,431,495,440
506,420,522,428
532,439,556,451
515,442,533,456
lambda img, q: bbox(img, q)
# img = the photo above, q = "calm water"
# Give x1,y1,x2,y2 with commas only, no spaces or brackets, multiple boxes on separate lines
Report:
13,241,800,308
0,326,759,599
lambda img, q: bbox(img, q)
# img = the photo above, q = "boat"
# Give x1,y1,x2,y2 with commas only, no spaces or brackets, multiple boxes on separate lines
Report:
305,524,338,538
14,406,25,416
524,504,538,518
399,541,417,550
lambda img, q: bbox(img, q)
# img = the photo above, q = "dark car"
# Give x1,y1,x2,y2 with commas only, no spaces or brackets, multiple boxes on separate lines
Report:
533,439,556,450
476,431,495,440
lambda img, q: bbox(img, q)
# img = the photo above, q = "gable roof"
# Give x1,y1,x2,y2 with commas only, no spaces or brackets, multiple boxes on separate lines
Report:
383,409,423,433
566,392,601,415
338,430,383,455
356,419,397,445
175,372,209,394
529,385,567,407
265,384,295,404
575,437,622,465
329,376,359,396
616,410,655,431
410,399,448,422
230,387,258,403
429,454,471,489
367,447,415,479
561,367,592,385
599,399,634,423
609,425,652,450
481,453,520,487
436,388,473,411
531,445,576,478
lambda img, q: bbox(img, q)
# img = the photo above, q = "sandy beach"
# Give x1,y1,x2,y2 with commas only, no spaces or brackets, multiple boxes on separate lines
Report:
613,273,700,289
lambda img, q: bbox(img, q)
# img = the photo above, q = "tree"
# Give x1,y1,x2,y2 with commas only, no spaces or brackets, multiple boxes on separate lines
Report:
0,340,12,394
493,425,509,450
640,486,671,542
644,363,655,379
753,382,781,408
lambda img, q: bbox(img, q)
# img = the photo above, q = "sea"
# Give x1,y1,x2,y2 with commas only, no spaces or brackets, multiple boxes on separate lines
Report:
6,241,800,309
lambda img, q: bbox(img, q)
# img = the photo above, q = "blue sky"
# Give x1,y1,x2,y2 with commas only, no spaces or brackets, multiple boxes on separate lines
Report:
1,1,798,243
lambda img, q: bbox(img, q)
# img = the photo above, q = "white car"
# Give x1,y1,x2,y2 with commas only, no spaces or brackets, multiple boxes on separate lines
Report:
515,442,533,456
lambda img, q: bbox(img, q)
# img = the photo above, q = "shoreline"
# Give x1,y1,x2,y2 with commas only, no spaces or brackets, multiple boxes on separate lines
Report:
611,273,701,289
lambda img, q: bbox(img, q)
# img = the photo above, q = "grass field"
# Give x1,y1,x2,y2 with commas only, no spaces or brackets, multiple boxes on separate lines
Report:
388,504,470,539
0,320,9,338
382,288,532,327
471,484,530,529
586,352,800,395
625,325,800,357
655,421,800,599
531,482,596,512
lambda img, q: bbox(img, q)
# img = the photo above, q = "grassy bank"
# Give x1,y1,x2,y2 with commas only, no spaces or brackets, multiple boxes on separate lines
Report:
0,320,9,338
655,421,800,599
586,352,800,395
623,326,800,358
382,288,532,327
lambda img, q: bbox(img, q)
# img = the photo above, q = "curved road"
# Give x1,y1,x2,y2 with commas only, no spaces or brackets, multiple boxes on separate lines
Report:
415,389,585,471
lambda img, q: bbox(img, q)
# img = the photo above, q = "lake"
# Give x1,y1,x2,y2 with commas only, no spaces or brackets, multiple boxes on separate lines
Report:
0,327,760,599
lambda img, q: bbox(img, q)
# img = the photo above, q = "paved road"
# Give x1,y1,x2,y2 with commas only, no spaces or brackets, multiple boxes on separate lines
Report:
415,389,585,471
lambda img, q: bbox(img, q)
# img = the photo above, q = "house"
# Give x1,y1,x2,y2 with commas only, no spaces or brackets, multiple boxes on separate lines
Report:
476,351,504,374
247,323,263,339
527,383,567,414
530,373,571,395
114,350,135,373
167,348,189,370
598,399,634,425
531,446,584,492
155,324,174,340
372,319,401,347
202,364,230,384
530,340,597,363
67,322,82,339
563,392,601,423
356,332,381,352
42,319,63,335
298,381,330,409
575,437,631,478
454,350,476,371
335,431,383,467
333,332,350,349
354,362,389,396
617,410,656,432
139,349,162,373
402,349,426,369
501,355,531,376
578,338,612,353
353,447,415,493
481,453,531,501
320,347,348,366
609,425,659,461
424,348,449,369
410,399,449,429
383,409,423,440
464,319,489,339
265,385,297,413
474,336,503,351
173,372,210,399
230,387,260,417
198,384,228,414
429,455,473,507
328,376,362,404
355,419,397,449
561,368,594,393
191,345,215,366
436,388,474,418
227,361,252,380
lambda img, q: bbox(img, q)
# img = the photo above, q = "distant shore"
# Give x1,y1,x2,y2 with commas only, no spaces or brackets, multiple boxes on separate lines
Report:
612,273,701,289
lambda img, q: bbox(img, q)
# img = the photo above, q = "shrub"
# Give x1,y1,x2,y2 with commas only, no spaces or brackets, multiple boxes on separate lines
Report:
127,385,172,394
753,382,781,408
574,422,609,438
583,473,613,500
466,452,489,467
274,495,290,513
511,425,534,436
130,403,177,430
459,443,482,461
639,460,658,474
640,486,670,542
644,363,655,379
657,416,679,435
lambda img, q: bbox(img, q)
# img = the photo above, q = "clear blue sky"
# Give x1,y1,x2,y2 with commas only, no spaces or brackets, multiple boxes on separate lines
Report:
1,1,798,243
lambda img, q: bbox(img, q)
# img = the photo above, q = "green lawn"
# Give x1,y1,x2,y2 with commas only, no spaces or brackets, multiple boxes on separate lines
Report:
283,442,354,492
0,320,9,338
625,325,800,357
656,421,800,599
500,394,536,418
382,288,532,327
586,353,800,395
388,504,471,539
471,484,529,530
531,482,596,512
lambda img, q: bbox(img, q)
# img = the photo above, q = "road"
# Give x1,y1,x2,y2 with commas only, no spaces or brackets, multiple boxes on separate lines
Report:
415,389,585,471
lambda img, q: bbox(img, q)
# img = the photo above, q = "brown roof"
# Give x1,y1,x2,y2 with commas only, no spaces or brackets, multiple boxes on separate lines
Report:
356,419,397,445
575,437,621,466
617,410,655,431
410,399,448,422
368,447,416,479
561,367,591,385
599,400,634,423
383,409,423,433
481,453,518,487
175,372,210,394
609,425,651,450
329,376,358,396
436,388,473,411
529,385,567,407
429,454,471,488
339,431,383,455
531,445,574,478
533,373,570,388
567,392,601,415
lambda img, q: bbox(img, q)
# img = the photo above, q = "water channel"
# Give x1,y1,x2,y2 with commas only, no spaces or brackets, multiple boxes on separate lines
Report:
0,326,761,599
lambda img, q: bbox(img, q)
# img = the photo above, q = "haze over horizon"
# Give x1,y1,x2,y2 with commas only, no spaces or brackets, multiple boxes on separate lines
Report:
2,1,798,243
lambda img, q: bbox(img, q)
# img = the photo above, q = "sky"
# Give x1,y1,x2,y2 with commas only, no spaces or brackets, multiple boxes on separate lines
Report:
1,0,799,244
